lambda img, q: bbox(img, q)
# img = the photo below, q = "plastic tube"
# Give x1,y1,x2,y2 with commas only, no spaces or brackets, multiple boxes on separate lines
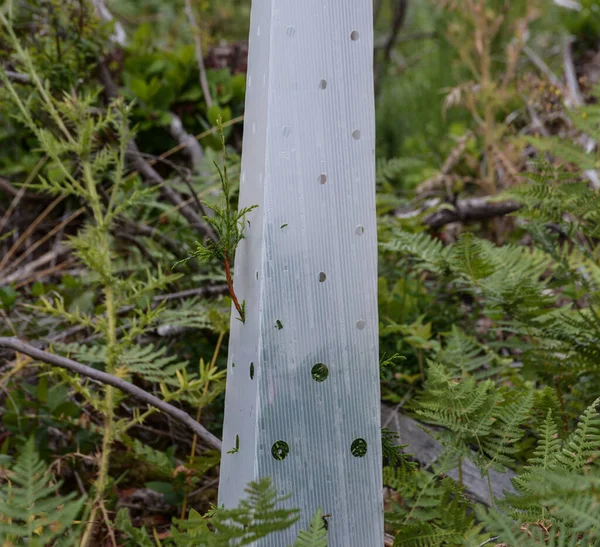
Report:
218,2,382,544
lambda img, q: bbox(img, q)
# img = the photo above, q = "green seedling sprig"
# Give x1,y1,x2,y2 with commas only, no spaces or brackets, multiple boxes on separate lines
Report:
176,116,257,323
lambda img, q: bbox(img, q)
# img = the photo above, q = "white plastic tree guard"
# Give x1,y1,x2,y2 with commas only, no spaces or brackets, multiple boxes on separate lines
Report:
218,1,383,545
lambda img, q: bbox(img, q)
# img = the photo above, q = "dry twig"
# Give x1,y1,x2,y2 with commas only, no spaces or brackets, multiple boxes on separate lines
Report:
396,196,520,228
0,337,222,451
96,60,214,240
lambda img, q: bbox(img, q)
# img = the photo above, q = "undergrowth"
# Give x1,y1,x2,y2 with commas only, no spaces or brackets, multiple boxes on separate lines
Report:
1,0,600,546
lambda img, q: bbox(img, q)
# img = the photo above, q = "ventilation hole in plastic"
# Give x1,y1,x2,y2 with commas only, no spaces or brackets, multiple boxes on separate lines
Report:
356,225,364,235
356,320,366,330
319,79,327,90
256,270,259,281
351,438,367,458
319,173,327,185
350,30,360,41
283,126,291,137
272,440,289,460
232,362,236,368
286,25,296,37
352,129,361,140
311,363,329,382
318,272,327,282
250,362,255,379
235,434,239,449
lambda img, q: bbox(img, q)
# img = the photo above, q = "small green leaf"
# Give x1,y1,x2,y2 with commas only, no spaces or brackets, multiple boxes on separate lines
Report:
145,481,176,495
31,281,46,297
0,286,18,311
36,375,48,404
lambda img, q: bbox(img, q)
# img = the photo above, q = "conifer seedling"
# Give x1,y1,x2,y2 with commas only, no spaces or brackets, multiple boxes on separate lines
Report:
175,117,257,323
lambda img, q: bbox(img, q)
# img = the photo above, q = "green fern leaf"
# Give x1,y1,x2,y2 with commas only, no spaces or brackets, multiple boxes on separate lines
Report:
556,398,600,471
292,508,328,547
0,438,85,546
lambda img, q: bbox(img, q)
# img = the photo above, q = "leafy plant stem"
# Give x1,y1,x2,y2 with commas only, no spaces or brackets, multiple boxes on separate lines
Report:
526,325,568,432
224,252,244,323
82,163,118,545
180,329,226,519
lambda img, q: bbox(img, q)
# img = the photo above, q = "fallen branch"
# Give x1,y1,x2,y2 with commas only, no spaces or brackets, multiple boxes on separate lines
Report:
0,246,67,285
125,141,213,239
119,218,195,265
2,70,31,84
0,176,46,202
92,0,206,174
169,113,204,169
396,197,521,229
0,337,222,451
96,60,213,241
90,0,127,47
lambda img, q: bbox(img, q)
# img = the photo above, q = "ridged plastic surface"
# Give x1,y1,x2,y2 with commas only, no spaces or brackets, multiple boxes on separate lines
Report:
218,1,382,544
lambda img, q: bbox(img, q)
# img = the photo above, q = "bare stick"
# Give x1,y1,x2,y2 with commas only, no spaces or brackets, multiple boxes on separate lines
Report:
523,45,566,94
92,1,205,174
90,0,127,46
0,195,64,272
0,176,46,202
185,0,213,109
395,196,521,228
95,61,214,240
423,199,520,228
0,337,222,451
563,36,583,107
0,247,67,285
169,113,204,169
2,70,31,84
125,141,214,239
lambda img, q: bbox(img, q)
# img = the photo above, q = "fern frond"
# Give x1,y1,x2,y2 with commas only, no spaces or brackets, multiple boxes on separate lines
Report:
58,342,188,385
114,509,155,547
556,398,600,471
437,326,507,379
381,230,452,275
173,477,299,546
482,390,535,471
392,521,463,546
292,508,328,547
0,438,85,545
512,410,562,498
